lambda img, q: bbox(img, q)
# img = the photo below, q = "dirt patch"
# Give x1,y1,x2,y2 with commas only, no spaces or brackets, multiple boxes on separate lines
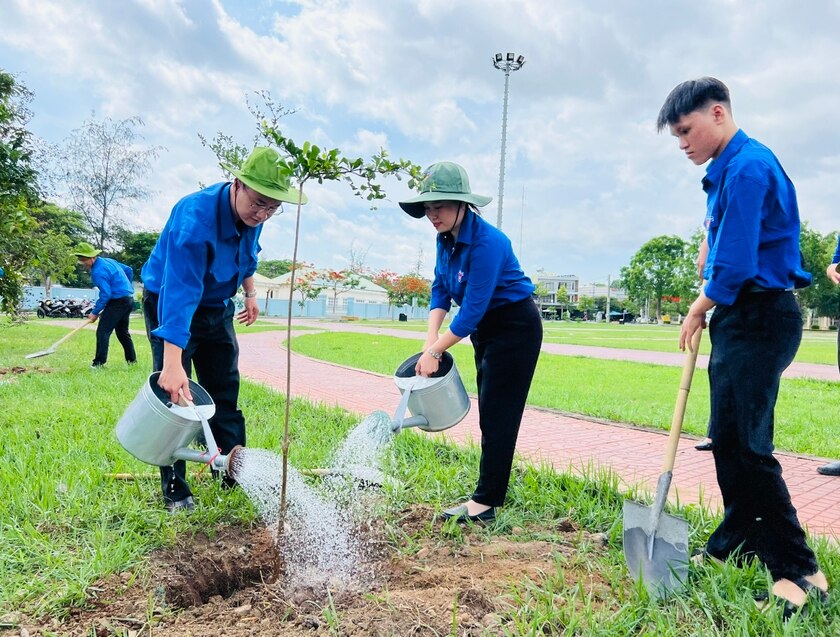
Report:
5,506,614,636
0,366,52,376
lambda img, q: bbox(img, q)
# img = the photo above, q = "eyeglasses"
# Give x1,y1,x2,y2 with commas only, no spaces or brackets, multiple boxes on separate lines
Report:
241,184,283,217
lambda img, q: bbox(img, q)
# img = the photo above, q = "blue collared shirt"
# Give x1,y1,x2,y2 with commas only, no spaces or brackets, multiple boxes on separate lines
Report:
701,129,811,305
141,182,261,348
90,257,134,315
430,210,534,337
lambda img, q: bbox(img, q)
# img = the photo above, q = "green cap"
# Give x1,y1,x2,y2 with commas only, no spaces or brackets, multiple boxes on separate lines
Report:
399,162,492,218
221,147,308,205
73,242,102,258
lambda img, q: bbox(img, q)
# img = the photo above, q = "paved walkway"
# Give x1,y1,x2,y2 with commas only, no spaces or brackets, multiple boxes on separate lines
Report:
269,318,840,381
237,325,840,539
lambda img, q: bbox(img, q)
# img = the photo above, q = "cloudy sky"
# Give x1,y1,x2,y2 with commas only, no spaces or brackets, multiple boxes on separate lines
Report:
3,0,840,285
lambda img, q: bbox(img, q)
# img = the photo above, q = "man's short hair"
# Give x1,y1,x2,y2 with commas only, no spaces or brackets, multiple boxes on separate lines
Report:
656,77,731,132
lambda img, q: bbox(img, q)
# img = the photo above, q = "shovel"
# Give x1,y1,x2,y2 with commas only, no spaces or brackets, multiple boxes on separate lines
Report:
25,318,94,359
623,327,703,598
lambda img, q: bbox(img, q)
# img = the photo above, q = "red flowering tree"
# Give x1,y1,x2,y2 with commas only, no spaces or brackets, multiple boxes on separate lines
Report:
320,268,361,314
293,268,325,309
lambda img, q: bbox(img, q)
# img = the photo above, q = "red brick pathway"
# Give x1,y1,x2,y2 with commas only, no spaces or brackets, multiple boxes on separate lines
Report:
237,328,840,539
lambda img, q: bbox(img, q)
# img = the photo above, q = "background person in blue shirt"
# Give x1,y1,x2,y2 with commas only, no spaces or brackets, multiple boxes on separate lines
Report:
660,77,828,613
141,147,306,512
818,243,840,476
73,241,136,368
399,162,543,524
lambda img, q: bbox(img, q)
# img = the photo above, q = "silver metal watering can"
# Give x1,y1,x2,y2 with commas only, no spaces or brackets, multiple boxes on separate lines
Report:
391,351,470,433
115,373,238,474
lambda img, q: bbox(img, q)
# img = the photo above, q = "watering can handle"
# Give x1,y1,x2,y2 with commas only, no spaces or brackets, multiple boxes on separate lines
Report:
178,389,221,464
392,377,417,431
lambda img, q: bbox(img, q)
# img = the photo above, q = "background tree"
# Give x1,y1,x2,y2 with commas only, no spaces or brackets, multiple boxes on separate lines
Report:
532,282,551,317
53,115,163,249
577,294,595,319
257,258,294,279
321,268,361,313
799,224,840,322
556,284,569,319
347,241,371,276
0,70,40,314
293,269,325,308
25,232,77,298
112,228,160,281
390,273,431,308
621,235,696,321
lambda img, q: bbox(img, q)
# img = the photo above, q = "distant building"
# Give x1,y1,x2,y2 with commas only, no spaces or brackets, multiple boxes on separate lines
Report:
577,282,628,301
268,267,389,311
533,269,579,303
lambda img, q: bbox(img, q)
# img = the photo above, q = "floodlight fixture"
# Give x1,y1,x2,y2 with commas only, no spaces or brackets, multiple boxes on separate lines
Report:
491,52,526,230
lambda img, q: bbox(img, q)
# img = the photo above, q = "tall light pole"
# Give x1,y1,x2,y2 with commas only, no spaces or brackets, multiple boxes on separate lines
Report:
492,52,525,230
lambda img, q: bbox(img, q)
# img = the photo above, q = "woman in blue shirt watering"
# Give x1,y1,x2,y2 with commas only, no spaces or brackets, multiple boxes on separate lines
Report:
399,162,543,523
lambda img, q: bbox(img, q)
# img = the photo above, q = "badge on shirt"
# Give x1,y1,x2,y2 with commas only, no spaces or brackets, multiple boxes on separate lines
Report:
457,270,465,283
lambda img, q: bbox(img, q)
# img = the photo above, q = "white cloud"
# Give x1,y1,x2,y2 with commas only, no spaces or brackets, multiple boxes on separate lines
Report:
2,0,840,285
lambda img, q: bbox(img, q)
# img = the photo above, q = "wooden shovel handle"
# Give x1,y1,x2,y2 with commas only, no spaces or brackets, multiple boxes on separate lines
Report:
51,318,95,348
661,328,703,473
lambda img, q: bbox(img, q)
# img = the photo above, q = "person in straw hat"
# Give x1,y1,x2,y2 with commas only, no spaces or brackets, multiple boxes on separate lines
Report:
73,241,137,368
141,146,306,512
399,162,543,523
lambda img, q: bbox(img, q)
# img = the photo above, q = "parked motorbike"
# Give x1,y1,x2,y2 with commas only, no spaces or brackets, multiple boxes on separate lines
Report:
64,298,94,318
36,298,74,319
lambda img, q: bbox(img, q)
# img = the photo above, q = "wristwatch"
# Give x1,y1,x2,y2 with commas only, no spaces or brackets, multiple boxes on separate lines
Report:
244,290,258,298
427,349,442,360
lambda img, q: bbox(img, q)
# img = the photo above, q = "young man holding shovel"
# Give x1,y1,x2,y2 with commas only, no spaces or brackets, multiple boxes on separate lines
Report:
659,77,828,615
141,147,306,512
73,242,137,368
818,244,840,476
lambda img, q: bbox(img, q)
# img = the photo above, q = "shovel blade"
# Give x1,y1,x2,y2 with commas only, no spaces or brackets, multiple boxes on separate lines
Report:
623,499,689,599
24,348,54,359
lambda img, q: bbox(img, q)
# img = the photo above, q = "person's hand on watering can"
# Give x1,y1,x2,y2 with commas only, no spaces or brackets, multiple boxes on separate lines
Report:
158,341,192,403
415,349,441,377
236,295,259,326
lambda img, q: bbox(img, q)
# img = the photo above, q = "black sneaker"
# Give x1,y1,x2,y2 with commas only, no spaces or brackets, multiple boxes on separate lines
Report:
165,496,195,513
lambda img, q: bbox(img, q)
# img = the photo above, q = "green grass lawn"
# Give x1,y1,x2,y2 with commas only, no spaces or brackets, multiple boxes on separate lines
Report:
1,321,838,634
301,317,840,365
289,332,840,459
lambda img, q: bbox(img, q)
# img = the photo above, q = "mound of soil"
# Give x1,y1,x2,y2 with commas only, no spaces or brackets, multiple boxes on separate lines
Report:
5,506,612,636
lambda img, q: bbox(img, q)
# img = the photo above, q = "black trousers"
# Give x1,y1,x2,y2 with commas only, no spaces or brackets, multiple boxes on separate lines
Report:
469,298,543,507
706,290,818,581
143,291,246,503
93,296,136,366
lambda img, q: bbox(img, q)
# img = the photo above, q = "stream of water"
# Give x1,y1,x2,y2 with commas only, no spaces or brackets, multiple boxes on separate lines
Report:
228,410,397,588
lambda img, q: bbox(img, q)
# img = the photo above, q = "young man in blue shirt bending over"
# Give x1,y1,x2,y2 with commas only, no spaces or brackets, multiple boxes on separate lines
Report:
141,147,306,512
659,77,828,615
74,241,136,368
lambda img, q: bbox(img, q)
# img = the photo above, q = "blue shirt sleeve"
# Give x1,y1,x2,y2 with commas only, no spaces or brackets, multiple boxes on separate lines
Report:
430,263,452,312
833,236,840,264
90,264,112,316
152,220,210,349
449,239,505,337
121,262,133,282
704,174,765,305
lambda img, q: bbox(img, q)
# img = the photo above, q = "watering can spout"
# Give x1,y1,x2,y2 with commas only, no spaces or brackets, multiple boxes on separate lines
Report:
172,444,243,476
393,415,429,431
